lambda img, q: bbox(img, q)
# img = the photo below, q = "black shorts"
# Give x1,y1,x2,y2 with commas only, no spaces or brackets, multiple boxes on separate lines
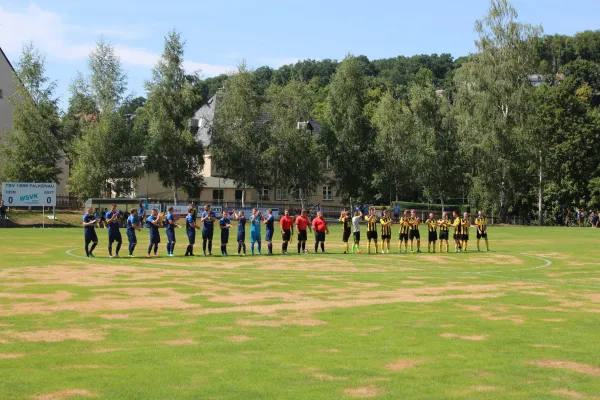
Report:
439,231,449,241
342,230,351,243
477,231,487,239
282,230,291,241
166,230,176,243
367,231,378,241
150,234,160,244
127,231,137,244
85,231,99,243
409,230,420,240
298,230,307,241
462,234,469,241
428,231,437,242
399,233,409,242
108,230,122,243
221,230,229,244
353,232,361,243
453,232,461,241
315,231,326,242
202,229,214,241
381,234,391,240
188,230,196,245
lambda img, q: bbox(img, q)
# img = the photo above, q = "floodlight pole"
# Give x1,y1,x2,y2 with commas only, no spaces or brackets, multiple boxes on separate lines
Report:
42,206,45,229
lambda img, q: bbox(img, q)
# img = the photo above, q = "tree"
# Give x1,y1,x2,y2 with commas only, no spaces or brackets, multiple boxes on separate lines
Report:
211,62,269,207
88,37,128,112
454,0,542,221
264,80,325,208
326,55,377,202
0,44,62,183
144,30,204,203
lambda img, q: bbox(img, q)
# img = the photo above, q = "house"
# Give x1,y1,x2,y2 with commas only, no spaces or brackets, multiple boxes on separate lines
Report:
0,46,70,195
132,94,342,207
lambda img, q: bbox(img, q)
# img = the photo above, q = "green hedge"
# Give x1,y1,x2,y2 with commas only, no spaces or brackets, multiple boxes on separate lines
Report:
387,202,470,212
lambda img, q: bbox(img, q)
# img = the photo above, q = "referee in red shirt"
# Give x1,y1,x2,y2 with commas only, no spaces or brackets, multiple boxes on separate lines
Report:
312,211,329,253
279,209,294,254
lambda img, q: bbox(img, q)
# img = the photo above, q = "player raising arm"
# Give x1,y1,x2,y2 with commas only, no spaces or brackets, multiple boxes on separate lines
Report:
351,210,363,254
340,209,353,254
200,205,217,256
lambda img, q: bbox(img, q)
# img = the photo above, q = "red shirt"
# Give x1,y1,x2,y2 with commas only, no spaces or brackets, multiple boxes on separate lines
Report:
280,216,294,230
312,217,328,233
295,216,309,230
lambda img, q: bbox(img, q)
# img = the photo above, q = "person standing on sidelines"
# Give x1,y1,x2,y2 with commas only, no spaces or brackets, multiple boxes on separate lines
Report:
185,206,199,256
250,208,264,255
219,210,232,256
438,212,450,253
147,209,163,257
398,210,411,253
295,209,311,254
263,209,275,255
165,207,181,257
312,211,329,253
365,208,379,254
474,211,489,252
351,210,363,253
126,208,142,257
452,210,462,252
233,210,247,256
200,205,216,256
280,209,294,254
339,210,353,254
0,200,6,222
82,207,99,258
380,210,393,254
425,213,438,253
105,204,123,258
138,202,146,222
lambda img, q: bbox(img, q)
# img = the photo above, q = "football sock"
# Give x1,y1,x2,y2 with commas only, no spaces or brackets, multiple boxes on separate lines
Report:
153,243,158,254
147,243,153,254
462,241,467,251
446,242,449,252
268,243,272,254
85,241,90,256
282,243,285,252
224,245,227,255
242,244,246,254
367,242,371,253
485,239,489,251
185,245,191,255
90,242,97,254
166,243,171,254
417,241,420,251
257,242,261,253
202,239,207,253
108,243,113,256
220,245,225,255
314,242,319,252
439,242,442,252
171,243,175,254
410,242,414,251
115,242,121,255
301,242,306,252
477,239,480,251
344,243,349,253
251,242,255,254
208,241,212,254
238,243,242,254
320,242,325,253
298,243,301,253
375,243,379,253
397,241,401,251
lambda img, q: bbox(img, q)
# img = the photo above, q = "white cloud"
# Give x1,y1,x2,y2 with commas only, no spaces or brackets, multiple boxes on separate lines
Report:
0,3,231,76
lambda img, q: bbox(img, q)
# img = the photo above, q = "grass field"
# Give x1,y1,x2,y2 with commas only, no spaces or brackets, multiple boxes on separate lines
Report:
1,224,599,399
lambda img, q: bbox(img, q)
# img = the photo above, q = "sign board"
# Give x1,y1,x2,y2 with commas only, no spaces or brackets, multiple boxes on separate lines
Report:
146,203,162,213
230,207,279,218
2,182,56,207
166,204,189,216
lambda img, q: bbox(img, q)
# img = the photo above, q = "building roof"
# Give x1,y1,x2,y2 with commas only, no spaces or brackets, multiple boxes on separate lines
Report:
0,46,17,75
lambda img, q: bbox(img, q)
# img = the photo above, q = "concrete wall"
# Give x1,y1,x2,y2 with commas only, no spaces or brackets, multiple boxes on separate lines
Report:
0,50,16,134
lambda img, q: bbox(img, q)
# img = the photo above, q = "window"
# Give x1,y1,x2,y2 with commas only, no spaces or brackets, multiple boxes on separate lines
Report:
276,188,289,201
322,186,333,201
259,188,269,201
295,189,304,201
324,156,330,171
212,189,224,201
235,189,243,200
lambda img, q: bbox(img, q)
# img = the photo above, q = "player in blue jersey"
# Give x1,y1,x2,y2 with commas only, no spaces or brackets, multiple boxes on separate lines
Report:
263,208,275,255
219,210,233,256
105,204,123,258
82,207,99,257
233,209,247,256
250,208,264,255
200,204,217,256
126,208,143,256
165,207,181,257
185,205,200,256
146,209,163,257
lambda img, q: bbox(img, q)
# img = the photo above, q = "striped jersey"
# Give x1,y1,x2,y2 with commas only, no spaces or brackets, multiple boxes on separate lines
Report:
399,217,411,235
380,217,392,236
452,217,461,233
475,217,487,233
340,216,353,232
438,218,450,232
461,218,470,235
409,217,419,231
365,215,378,232
426,218,437,232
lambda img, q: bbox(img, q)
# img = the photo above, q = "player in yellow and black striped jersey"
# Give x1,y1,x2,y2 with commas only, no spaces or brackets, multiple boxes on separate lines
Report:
364,209,379,254
437,212,450,253
452,210,462,252
425,213,437,253
379,210,393,254
475,210,490,251
339,210,353,254
461,212,471,252
398,210,411,253
408,209,421,253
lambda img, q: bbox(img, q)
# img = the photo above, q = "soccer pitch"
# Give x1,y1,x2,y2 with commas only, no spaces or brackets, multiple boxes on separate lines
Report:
1,226,599,399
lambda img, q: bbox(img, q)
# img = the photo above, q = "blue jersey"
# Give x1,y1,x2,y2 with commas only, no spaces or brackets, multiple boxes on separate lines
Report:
238,216,247,233
147,216,159,236
201,211,216,230
265,215,275,231
186,214,195,233
250,215,262,233
105,211,120,231
220,217,231,231
138,207,145,218
165,213,175,232
127,215,137,232
82,214,96,235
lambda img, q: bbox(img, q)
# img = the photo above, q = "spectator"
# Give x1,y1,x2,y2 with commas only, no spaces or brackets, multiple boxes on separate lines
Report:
393,202,400,221
590,211,598,228
0,200,7,221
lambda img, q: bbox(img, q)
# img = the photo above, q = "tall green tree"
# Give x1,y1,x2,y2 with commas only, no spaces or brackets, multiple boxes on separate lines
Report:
211,62,269,207
0,44,62,183
326,55,377,201
144,30,204,203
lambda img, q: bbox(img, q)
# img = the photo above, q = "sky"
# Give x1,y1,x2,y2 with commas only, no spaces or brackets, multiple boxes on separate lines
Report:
1,0,599,110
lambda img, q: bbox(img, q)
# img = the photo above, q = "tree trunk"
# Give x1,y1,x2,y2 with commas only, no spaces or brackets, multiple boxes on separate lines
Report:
538,151,543,226
241,187,246,209
441,197,445,213
173,185,179,205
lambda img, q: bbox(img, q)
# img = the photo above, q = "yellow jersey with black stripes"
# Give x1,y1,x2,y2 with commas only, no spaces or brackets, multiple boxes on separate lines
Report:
380,217,392,236
461,218,470,235
426,218,437,232
340,216,352,233
409,217,419,232
438,218,450,231
365,215,378,232
399,217,411,235
452,217,461,233
475,217,487,233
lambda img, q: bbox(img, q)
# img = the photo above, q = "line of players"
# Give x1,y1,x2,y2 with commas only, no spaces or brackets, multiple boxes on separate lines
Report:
81,204,488,258
339,208,490,254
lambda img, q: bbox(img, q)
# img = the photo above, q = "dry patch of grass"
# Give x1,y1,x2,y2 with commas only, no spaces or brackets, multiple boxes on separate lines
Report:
0,353,25,359
2,329,104,342
531,344,562,349
31,389,99,400
343,386,382,398
440,333,488,341
551,389,586,398
480,312,525,324
385,359,425,371
528,360,600,376
472,386,497,392
226,335,253,342
163,339,196,346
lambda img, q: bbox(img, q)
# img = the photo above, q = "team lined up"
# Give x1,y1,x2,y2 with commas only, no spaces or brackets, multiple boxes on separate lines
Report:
81,204,489,258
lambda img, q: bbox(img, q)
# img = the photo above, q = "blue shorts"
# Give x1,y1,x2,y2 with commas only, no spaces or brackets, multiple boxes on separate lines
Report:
237,231,245,243
187,230,196,245
127,231,137,244
108,230,122,243
221,230,229,244
150,234,160,244
166,230,176,243
266,228,274,242
250,231,261,244
202,229,214,241
85,231,98,243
